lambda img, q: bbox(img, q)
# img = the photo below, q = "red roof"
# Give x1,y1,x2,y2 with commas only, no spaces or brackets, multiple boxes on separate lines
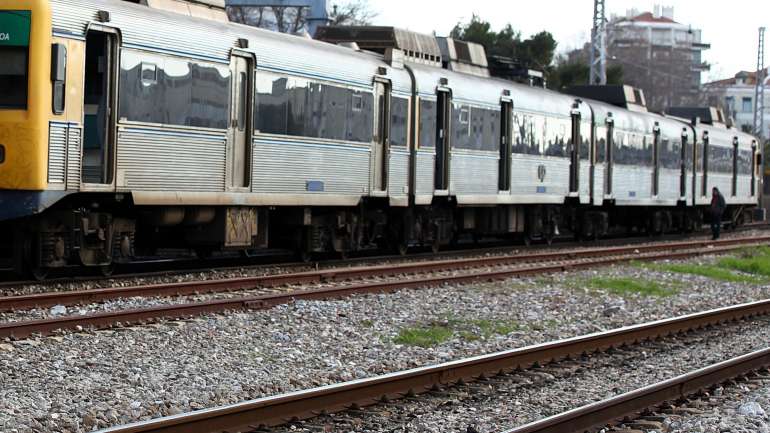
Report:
704,68,769,87
630,12,678,24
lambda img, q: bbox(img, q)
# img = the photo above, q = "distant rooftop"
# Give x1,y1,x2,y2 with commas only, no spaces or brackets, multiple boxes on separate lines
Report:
704,68,770,87
628,11,677,24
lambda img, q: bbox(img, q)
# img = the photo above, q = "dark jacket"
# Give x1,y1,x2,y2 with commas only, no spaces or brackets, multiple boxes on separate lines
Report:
711,192,726,217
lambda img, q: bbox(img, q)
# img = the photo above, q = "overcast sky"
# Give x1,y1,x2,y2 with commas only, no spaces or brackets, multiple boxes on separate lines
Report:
370,1,769,83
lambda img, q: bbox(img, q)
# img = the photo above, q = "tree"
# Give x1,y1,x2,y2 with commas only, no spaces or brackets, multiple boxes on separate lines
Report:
548,56,624,92
449,15,556,72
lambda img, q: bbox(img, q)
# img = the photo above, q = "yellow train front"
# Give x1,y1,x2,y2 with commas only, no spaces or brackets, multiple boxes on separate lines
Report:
0,1,140,277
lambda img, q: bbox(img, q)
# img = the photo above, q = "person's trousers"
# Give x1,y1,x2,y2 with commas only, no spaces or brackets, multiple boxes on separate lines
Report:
711,220,721,239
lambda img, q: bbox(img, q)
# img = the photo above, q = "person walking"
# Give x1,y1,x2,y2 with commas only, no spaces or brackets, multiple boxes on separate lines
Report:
710,187,726,240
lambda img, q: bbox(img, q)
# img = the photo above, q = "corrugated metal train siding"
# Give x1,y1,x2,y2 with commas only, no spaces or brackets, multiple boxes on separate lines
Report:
48,123,67,185
415,152,435,196
450,152,498,195
252,137,370,196
66,127,82,190
510,155,570,198
613,165,653,200
116,126,226,191
388,150,409,197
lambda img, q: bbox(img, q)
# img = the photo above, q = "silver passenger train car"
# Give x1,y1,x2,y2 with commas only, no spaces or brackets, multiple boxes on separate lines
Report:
0,0,761,276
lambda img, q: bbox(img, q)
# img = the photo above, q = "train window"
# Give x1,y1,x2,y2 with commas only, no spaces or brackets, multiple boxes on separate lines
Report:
255,71,373,143
595,125,607,163
452,105,501,152
345,89,373,142
390,97,409,147
119,51,230,129
286,76,308,137
0,47,29,109
419,99,436,148
452,104,472,150
481,108,500,152
237,72,247,132
579,121,591,160
255,72,288,134
543,116,567,158
739,149,753,175
0,11,30,110
707,145,732,173
51,43,67,115
141,62,157,85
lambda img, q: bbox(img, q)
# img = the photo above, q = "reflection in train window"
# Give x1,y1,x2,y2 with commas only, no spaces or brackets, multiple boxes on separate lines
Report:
419,99,437,148
390,97,409,147
254,70,373,143
119,50,230,129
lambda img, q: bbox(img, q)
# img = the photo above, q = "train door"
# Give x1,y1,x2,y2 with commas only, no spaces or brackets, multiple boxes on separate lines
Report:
569,108,581,194
372,80,391,193
652,123,660,197
81,28,118,187
731,137,739,197
499,100,513,192
680,128,688,198
605,118,614,196
434,90,451,191
702,131,709,197
228,54,253,190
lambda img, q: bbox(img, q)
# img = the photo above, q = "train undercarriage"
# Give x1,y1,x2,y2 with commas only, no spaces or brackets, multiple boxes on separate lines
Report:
0,192,758,279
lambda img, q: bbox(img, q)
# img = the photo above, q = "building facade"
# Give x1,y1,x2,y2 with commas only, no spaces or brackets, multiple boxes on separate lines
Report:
605,6,710,113
702,69,770,139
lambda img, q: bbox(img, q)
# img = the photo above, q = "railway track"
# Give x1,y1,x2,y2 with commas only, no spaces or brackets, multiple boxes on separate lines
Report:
93,299,770,433
502,348,770,433
1,234,768,339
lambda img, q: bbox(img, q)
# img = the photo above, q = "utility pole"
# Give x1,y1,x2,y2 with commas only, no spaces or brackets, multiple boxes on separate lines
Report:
589,0,607,85
754,27,766,140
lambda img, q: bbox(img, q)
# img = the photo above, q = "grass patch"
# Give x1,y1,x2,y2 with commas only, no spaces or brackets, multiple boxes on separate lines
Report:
393,325,453,348
635,246,770,284
588,277,677,297
393,318,523,347
718,246,770,278
644,262,763,284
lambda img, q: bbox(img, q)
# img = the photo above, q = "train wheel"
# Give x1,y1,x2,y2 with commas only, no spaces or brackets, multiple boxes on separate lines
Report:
100,264,115,277
30,266,49,281
397,242,409,256
544,232,554,245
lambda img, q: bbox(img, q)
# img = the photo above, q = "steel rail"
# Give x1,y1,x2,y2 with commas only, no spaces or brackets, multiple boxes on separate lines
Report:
0,241,765,339
1,235,767,313
95,299,770,433
501,347,770,433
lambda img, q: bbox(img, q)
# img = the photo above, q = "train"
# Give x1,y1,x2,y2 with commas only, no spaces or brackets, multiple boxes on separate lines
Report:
0,0,763,278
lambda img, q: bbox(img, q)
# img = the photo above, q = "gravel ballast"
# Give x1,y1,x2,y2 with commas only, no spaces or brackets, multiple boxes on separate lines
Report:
0,252,769,432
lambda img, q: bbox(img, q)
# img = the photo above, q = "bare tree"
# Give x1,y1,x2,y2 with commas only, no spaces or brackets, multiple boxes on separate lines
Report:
329,0,376,26
228,0,376,34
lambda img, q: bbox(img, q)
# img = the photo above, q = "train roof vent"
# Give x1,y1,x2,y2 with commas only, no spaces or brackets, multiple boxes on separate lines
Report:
665,107,728,128
567,85,648,113
435,37,490,78
315,26,442,67
123,0,228,22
